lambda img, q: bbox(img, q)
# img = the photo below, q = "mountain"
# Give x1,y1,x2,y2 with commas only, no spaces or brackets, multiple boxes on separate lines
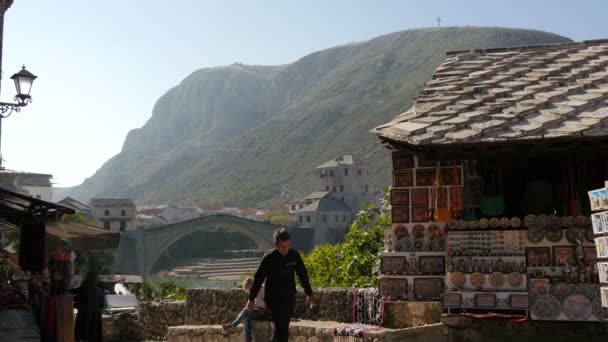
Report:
63,27,571,206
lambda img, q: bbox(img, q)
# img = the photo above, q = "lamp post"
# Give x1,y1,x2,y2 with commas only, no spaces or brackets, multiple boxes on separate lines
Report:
0,0,37,169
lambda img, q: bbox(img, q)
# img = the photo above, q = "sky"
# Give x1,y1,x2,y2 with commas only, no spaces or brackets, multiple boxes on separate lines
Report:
2,0,608,187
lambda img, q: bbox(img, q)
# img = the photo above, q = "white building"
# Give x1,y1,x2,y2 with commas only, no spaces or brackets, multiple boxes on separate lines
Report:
90,198,136,232
315,155,373,213
0,169,53,201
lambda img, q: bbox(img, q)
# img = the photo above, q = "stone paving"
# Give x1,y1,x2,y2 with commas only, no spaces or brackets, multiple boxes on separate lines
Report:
0,309,40,341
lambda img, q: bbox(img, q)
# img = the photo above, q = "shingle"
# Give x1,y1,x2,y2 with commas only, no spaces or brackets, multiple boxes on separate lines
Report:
373,40,608,147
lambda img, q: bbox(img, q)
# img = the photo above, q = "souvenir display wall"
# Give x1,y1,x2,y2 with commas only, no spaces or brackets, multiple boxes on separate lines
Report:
590,185,608,310
381,153,460,301
525,214,607,321
443,220,528,311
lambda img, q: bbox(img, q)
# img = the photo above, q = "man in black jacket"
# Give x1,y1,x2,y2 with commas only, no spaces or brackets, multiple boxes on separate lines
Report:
248,228,314,342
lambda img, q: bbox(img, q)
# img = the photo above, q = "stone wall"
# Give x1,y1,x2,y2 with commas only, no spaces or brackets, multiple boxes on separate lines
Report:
102,300,185,341
185,287,353,325
441,315,608,342
138,300,186,340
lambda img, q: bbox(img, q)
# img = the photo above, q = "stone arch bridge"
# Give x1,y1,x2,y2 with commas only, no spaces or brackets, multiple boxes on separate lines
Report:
112,214,280,275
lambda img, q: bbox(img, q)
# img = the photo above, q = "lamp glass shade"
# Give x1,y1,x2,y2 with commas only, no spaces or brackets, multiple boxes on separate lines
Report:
10,66,37,98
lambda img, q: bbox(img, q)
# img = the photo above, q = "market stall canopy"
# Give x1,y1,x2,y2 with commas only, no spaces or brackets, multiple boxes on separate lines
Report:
373,40,608,159
45,221,120,250
0,187,74,232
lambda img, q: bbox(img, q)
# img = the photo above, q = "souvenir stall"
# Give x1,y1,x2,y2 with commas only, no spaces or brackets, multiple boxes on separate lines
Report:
373,39,608,324
0,188,75,341
380,153,457,302
590,184,608,309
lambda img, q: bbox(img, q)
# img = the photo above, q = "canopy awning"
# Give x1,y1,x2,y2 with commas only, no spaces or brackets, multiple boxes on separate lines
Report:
0,187,75,230
45,221,120,250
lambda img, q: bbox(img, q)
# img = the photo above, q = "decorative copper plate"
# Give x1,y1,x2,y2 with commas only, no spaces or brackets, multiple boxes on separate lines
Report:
545,226,563,242
537,215,549,228
457,219,466,230
526,228,544,244
572,283,597,301
511,217,522,228
450,272,466,287
529,279,550,298
499,217,510,228
566,228,584,245
531,294,561,320
562,294,592,321
413,225,426,239
524,215,537,228
394,225,408,238
470,272,485,288
506,272,523,288
489,218,500,228
427,224,440,237
550,282,573,302
467,220,479,229
479,218,489,229
448,219,458,229
548,214,560,226
561,216,574,227
584,226,595,243
489,272,505,288
592,297,608,320
574,215,587,228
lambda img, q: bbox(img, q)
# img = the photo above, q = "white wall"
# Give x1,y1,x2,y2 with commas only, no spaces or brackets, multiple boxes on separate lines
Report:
23,185,52,202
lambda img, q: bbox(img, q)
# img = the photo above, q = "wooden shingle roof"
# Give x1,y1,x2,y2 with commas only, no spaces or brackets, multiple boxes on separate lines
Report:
373,40,608,151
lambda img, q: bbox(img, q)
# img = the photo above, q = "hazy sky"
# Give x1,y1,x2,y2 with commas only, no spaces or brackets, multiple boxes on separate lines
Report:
2,0,607,187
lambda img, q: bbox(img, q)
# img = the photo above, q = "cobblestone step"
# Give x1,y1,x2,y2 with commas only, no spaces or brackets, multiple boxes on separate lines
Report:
166,320,448,342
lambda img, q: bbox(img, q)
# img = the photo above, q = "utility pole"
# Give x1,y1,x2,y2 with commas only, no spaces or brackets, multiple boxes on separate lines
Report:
436,16,442,27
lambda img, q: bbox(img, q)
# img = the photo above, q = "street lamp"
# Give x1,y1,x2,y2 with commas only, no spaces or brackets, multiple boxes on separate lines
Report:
0,65,37,169
0,65,37,116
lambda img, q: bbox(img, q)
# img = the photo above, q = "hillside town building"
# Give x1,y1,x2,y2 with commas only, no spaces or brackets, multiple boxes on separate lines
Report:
90,198,136,232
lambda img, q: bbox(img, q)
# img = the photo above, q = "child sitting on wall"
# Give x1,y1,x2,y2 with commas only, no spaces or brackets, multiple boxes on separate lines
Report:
223,277,267,342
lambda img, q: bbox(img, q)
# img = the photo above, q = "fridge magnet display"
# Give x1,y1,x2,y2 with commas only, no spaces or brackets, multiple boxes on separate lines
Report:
392,153,414,170
393,170,414,187
392,206,409,224
415,169,435,186
412,207,429,223
411,188,429,207
391,189,409,206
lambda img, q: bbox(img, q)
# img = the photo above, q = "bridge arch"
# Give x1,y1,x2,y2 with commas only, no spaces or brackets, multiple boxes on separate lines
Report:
113,214,279,275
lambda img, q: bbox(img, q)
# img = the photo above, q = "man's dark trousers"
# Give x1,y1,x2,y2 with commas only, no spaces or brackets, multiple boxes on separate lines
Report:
268,297,295,342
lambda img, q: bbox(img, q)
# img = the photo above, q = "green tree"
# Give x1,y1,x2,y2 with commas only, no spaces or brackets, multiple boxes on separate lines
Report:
303,194,391,288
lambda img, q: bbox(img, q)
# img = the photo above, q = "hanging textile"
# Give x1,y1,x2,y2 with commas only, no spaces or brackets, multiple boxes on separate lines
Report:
334,288,385,338
18,223,46,272
352,288,383,326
